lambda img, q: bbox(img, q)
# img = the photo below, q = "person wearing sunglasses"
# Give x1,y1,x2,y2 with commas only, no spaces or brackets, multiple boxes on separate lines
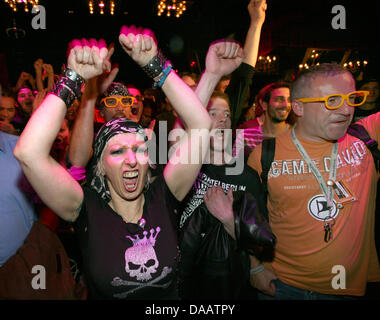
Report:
248,62,380,300
98,82,142,124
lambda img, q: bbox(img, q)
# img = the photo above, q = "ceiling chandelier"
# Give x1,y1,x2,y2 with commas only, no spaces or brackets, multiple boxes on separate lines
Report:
157,0,187,18
3,0,39,12
88,0,115,15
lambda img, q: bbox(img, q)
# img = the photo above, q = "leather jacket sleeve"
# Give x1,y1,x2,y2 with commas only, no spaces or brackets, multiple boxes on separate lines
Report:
233,191,277,261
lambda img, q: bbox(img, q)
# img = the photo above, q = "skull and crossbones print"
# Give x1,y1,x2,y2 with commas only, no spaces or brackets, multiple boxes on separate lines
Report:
110,226,173,298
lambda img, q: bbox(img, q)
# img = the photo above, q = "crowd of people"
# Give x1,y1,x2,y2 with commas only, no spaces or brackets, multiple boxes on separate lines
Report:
0,0,379,300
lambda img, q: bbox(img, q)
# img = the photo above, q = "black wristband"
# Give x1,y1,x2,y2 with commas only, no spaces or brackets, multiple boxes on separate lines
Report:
141,50,168,79
63,68,85,88
52,80,76,107
52,69,85,107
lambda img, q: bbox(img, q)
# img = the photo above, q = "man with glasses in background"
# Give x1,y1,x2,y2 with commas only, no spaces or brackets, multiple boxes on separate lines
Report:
247,63,380,300
97,82,143,124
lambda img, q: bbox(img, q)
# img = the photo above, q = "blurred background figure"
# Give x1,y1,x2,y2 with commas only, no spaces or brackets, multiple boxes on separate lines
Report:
215,74,231,93
353,78,379,122
0,94,18,135
234,81,296,158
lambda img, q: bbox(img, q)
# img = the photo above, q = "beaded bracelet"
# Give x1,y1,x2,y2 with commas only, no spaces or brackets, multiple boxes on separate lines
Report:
250,264,265,275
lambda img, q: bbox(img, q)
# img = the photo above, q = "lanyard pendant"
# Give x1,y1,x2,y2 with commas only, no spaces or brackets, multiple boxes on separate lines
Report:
324,222,332,242
323,215,335,243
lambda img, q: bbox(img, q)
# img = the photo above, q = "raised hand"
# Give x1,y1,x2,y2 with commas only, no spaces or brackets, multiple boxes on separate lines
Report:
84,44,119,100
42,63,54,75
84,66,119,101
20,71,32,81
98,44,119,94
18,72,35,86
102,43,115,73
248,0,267,26
119,26,157,67
67,38,108,80
205,40,244,77
32,89,48,112
34,59,43,73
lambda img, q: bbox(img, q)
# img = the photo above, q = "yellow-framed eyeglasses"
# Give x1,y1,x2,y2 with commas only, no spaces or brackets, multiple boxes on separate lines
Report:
100,96,136,108
297,90,369,110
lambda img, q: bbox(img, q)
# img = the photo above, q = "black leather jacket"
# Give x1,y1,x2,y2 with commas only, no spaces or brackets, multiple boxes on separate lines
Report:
179,191,276,300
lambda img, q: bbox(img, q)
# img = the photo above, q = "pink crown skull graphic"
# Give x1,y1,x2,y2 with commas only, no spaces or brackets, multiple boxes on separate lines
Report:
124,227,161,281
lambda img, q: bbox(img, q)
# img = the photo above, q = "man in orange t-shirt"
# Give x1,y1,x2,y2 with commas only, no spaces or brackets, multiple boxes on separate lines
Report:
248,63,380,299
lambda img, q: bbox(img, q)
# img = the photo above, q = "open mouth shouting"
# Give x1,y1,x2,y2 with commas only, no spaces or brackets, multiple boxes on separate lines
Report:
123,170,139,192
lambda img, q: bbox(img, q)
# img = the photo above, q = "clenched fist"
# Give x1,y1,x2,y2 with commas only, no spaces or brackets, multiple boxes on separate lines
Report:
67,38,109,80
205,40,244,77
119,25,157,67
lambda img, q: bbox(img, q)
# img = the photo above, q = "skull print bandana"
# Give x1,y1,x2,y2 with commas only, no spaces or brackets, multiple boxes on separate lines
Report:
90,118,148,203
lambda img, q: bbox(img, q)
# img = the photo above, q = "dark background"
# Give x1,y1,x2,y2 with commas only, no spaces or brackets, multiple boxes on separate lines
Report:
0,0,379,91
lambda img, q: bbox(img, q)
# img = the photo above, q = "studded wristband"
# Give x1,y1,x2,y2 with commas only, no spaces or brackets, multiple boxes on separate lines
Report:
63,68,85,84
52,69,85,107
52,80,77,107
142,50,169,79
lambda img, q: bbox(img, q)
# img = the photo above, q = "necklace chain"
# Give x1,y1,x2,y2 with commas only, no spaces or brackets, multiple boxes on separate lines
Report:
110,201,143,224
122,210,140,224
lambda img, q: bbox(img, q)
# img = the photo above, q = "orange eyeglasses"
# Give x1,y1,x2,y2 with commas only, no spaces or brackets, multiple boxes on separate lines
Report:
297,91,369,110
100,96,136,108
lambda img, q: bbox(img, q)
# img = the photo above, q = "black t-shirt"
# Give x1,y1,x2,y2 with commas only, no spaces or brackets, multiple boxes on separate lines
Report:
74,174,180,300
179,161,264,229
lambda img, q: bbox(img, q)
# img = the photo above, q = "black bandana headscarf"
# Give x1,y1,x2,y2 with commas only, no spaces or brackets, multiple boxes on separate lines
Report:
90,118,148,203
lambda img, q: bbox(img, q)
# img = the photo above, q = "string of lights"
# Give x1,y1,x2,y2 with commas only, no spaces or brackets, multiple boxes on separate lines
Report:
3,0,39,12
157,0,187,18
88,0,115,15
298,49,369,72
256,55,278,73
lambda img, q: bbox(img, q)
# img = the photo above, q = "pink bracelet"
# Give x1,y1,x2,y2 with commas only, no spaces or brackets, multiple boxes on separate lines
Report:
68,165,86,181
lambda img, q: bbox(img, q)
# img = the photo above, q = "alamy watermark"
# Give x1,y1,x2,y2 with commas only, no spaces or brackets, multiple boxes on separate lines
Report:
31,265,46,290
331,265,346,290
134,123,245,176
331,5,346,30
31,5,347,32
31,5,46,30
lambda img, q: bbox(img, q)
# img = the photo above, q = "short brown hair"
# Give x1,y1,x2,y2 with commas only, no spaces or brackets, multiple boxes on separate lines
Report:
207,91,230,110
291,63,352,101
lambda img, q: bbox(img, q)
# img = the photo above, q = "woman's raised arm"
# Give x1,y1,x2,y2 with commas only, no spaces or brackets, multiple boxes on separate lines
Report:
119,27,212,201
14,39,108,221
